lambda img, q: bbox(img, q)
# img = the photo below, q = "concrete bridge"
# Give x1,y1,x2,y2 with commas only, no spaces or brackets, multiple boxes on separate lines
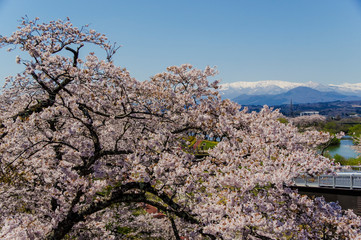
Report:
293,172,361,189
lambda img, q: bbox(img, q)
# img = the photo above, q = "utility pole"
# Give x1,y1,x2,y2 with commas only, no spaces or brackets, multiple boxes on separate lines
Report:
290,99,294,118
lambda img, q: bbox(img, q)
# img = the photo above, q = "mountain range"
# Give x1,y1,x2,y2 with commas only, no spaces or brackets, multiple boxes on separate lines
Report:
219,80,361,106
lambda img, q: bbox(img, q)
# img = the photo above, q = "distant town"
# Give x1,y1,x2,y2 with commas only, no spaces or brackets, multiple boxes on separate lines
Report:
246,100,361,118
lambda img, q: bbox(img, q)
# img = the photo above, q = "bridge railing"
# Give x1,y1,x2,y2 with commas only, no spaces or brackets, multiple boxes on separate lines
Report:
293,173,361,189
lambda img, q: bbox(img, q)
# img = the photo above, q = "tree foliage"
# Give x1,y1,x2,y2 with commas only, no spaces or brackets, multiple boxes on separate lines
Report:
0,18,360,239
349,124,361,140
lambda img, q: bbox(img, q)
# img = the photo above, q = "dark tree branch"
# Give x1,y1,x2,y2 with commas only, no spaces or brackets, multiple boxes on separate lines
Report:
100,149,133,156
169,216,181,240
249,227,274,240
46,181,218,240
13,96,56,121
31,71,53,94
65,44,83,67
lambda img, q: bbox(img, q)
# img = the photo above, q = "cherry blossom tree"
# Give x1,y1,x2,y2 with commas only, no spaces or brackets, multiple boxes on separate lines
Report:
290,114,326,131
0,18,360,239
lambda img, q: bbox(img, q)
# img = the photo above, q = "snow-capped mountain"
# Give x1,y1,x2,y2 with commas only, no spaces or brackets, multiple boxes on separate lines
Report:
328,83,361,95
232,86,361,106
220,80,361,99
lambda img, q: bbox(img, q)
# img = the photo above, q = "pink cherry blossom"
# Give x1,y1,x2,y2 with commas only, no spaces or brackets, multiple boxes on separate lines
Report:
0,18,360,239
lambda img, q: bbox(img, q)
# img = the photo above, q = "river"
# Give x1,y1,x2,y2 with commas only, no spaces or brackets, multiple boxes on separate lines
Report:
326,135,360,159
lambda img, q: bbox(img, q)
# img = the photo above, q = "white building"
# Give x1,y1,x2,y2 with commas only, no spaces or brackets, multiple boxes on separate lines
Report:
300,111,320,116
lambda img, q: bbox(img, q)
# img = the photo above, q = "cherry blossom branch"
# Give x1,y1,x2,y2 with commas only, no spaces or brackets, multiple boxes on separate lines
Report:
169,216,182,240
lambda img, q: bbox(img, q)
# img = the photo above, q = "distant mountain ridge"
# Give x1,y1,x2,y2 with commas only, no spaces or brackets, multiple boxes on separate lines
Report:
220,80,361,100
231,86,361,106
246,100,361,117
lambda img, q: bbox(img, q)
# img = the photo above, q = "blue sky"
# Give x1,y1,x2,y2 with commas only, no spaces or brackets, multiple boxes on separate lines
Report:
1,0,361,85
